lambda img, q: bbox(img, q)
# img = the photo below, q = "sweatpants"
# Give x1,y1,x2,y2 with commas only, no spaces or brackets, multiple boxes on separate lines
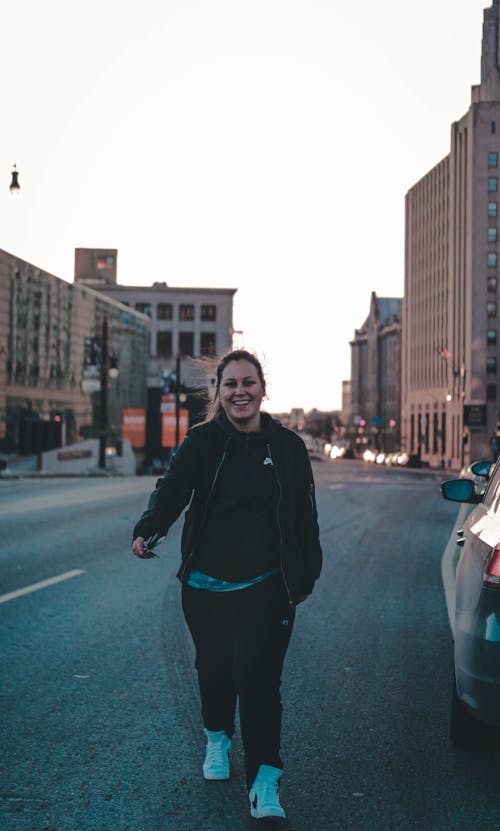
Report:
181,572,295,788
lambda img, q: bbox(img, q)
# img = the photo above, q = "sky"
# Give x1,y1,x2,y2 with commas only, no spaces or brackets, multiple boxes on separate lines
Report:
0,0,491,412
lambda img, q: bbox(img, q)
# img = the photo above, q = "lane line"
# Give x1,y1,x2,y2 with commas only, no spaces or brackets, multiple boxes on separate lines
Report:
0,569,85,604
440,503,468,639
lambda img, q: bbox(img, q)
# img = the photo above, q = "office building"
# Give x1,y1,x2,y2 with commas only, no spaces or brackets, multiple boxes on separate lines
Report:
403,1,500,466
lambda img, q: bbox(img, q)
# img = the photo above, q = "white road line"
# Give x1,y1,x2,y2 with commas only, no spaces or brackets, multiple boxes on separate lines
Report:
0,569,85,604
440,503,468,639
329,484,345,490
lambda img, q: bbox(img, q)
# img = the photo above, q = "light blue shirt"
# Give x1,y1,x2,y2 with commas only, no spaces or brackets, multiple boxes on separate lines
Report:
186,568,280,592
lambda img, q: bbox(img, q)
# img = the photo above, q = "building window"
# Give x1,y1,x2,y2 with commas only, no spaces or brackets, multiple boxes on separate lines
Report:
488,227,498,242
489,151,499,167
157,303,173,320
488,201,498,217
487,328,497,345
487,301,498,317
135,302,152,317
488,177,498,192
493,122,497,134
488,276,498,292
201,304,217,321
488,252,497,268
487,384,497,400
179,304,195,321
200,332,216,356
157,331,172,358
487,356,497,374
179,332,194,356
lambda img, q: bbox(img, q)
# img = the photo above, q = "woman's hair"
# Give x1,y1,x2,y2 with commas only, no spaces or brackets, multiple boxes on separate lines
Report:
205,349,266,420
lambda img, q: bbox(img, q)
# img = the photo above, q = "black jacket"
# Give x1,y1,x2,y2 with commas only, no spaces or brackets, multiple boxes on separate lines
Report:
133,411,323,604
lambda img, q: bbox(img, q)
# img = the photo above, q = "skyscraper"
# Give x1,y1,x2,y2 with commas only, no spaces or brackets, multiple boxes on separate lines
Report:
403,1,500,467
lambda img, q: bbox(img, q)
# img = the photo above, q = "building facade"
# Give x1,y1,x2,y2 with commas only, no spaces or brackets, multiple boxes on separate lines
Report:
75,248,237,464
75,248,237,391
350,292,402,454
0,248,149,454
402,1,500,467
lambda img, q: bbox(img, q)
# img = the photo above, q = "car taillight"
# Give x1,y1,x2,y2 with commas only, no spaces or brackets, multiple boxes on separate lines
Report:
483,544,500,588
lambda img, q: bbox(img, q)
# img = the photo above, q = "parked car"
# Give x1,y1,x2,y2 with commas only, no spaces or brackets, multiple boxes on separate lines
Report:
459,459,493,496
441,457,500,746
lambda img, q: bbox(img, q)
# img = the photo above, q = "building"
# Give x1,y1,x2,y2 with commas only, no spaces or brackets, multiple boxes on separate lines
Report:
350,292,402,454
75,248,237,463
403,0,500,467
0,248,149,454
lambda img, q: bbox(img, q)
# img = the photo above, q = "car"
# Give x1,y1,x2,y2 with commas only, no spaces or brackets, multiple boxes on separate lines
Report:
459,459,493,496
441,457,500,746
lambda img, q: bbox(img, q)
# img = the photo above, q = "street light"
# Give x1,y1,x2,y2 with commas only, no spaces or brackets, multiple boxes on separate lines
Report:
98,316,119,469
9,164,20,194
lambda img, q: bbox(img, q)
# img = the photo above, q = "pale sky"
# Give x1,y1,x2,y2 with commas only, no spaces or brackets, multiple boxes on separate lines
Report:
0,0,490,412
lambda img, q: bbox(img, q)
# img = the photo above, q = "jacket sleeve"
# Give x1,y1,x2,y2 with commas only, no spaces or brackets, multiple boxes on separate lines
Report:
295,442,323,595
132,433,198,541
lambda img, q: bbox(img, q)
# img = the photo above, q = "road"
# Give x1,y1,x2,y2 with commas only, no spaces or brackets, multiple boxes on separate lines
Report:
1,461,499,831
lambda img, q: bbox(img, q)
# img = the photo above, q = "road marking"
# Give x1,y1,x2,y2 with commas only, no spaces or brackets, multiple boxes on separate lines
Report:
328,484,345,490
441,503,468,639
0,569,85,604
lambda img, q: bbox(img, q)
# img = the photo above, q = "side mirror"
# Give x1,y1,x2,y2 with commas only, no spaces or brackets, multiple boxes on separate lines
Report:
470,460,492,479
441,479,482,504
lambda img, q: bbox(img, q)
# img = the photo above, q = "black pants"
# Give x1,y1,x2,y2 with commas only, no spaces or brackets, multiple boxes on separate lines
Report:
181,573,295,788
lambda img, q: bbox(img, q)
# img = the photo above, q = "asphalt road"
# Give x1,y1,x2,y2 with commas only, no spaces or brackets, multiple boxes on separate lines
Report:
1,461,499,831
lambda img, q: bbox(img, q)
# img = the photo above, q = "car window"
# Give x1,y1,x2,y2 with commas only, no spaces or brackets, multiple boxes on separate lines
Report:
482,460,500,512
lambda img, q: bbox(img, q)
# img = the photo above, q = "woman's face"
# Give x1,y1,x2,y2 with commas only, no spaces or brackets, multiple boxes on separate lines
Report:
219,359,264,431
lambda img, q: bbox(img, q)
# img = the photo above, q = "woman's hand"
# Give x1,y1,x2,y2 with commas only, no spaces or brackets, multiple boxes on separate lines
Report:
132,536,155,559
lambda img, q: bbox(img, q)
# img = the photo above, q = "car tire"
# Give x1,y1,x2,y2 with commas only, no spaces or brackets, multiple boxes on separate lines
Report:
450,671,498,748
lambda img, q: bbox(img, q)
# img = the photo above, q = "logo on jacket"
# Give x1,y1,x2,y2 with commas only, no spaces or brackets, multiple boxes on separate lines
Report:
263,457,273,466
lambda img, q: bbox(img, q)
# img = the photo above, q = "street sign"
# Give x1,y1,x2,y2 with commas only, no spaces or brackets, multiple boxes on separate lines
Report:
463,404,486,427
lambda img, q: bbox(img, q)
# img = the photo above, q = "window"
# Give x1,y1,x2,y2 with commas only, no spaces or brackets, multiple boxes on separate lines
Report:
157,303,173,320
135,302,151,317
488,252,497,268
488,201,498,217
201,304,217,321
200,332,216,356
488,276,498,292
179,304,195,321
488,177,498,192
487,301,498,317
488,227,498,242
487,356,497,374
489,151,498,167
487,384,497,401
493,122,497,134
156,331,172,358
487,328,497,345
179,332,194,356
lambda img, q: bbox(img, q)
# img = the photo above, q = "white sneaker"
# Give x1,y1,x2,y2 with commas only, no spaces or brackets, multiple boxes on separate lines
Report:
202,729,231,780
249,764,286,822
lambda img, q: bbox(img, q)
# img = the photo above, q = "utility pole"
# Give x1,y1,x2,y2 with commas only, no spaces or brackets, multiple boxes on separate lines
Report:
98,316,108,469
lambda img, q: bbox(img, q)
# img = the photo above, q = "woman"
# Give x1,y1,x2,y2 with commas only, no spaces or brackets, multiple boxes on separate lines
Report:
132,349,322,822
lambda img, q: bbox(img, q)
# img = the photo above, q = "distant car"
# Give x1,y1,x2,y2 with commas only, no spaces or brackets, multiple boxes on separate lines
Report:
441,457,500,746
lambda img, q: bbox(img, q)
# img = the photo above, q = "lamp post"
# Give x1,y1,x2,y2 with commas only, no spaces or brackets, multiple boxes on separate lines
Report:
9,164,20,194
98,316,119,469
98,317,109,469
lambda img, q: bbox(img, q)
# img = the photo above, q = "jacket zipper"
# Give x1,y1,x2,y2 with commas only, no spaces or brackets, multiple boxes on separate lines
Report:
178,437,231,582
267,443,294,607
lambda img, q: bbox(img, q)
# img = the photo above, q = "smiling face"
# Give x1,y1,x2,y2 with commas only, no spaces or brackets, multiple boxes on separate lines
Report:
219,359,265,432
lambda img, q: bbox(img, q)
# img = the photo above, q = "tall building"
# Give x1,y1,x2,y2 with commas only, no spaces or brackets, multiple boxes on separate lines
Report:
350,291,402,454
0,248,148,453
403,1,500,467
